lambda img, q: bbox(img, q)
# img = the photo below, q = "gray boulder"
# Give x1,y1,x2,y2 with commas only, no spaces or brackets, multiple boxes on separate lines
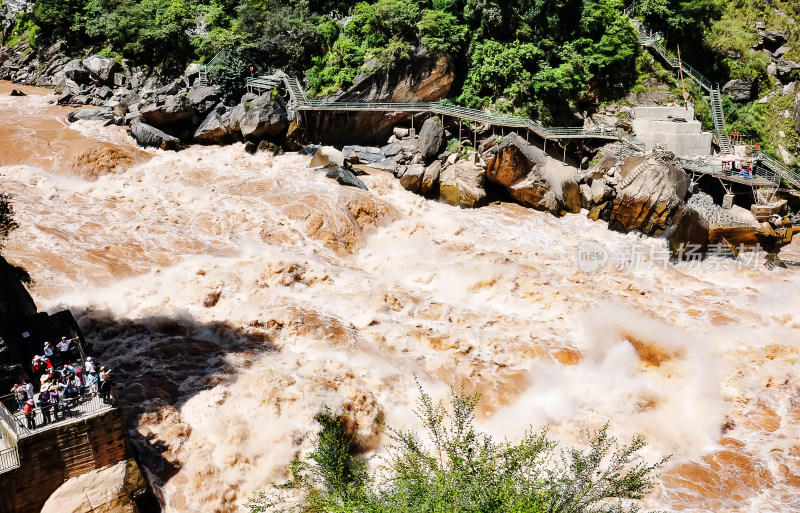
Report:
130,121,182,150
418,117,444,158
762,30,788,51
399,164,425,193
381,141,403,157
66,108,113,123
324,166,368,190
421,160,442,194
82,54,117,84
193,105,233,145
187,85,221,116
63,59,90,83
723,77,757,102
139,95,194,126
239,103,288,139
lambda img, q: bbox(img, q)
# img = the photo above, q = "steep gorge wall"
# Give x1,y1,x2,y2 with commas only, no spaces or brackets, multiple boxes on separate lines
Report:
0,254,37,390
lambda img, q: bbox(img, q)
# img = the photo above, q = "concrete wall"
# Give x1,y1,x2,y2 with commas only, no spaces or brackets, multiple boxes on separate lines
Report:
632,106,712,156
0,408,129,513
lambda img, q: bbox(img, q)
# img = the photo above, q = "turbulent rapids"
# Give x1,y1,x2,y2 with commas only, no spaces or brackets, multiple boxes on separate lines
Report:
3,82,800,512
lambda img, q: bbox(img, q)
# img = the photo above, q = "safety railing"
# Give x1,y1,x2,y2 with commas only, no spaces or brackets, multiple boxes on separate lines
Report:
0,447,20,473
754,151,800,189
13,387,118,438
0,400,18,438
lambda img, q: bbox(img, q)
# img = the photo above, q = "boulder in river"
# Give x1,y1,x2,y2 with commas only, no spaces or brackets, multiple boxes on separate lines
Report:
439,161,487,208
67,107,113,123
239,103,288,139
193,106,234,145
139,95,194,126
130,121,182,151
324,166,369,190
310,146,345,168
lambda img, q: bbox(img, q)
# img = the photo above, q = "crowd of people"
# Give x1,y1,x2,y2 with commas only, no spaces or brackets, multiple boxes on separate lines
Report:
7,337,116,432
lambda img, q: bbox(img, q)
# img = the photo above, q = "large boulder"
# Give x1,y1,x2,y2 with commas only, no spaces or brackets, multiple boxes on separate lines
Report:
40,459,149,513
439,162,487,208
193,105,234,145
66,107,113,123
239,103,288,139
82,54,118,84
421,160,442,194
484,133,545,187
139,95,194,126
187,85,222,116
130,121,182,151
399,164,425,193
483,132,581,215
62,59,90,83
606,160,689,236
324,166,369,190
664,203,709,257
418,117,444,158
762,30,788,52
310,146,345,168
723,77,757,102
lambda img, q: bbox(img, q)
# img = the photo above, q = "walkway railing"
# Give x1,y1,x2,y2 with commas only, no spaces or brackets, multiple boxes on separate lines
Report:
12,388,118,439
754,151,800,189
246,72,646,149
0,447,20,473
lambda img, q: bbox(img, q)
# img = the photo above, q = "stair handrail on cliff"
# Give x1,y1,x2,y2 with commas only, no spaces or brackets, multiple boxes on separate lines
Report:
198,50,226,86
0,402,21,473
754,151,800,189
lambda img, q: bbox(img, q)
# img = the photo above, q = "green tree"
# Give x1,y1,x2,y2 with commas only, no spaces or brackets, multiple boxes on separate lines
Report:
249,382,666,512
417,9,467,56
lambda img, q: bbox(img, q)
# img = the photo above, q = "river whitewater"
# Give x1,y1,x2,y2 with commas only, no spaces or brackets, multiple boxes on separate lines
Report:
2,82,800,512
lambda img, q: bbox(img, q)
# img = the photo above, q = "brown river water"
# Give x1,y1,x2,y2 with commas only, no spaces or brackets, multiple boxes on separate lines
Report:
2,81,800,512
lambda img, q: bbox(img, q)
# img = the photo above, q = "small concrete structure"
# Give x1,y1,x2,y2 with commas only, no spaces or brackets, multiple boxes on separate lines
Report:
632,106,712,156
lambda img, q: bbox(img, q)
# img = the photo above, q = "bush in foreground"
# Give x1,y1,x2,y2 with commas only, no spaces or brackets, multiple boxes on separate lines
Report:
247,382,667,512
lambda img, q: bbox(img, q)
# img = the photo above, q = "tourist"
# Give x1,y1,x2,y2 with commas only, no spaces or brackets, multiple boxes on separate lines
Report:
43,341,54,361
85,356,96,374
57,336,79,362
24,378,34,400
48,384,61,421
99,372,115,404
61,364,75,378
86,370,98,396
11,383,26,411
38,390,52,425
23,399,36,430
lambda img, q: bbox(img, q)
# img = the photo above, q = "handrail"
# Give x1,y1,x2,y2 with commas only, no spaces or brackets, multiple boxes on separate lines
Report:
13,387,118,438
0,401,18,438
754,151,800,188
245,71,646,149
0,447,20,474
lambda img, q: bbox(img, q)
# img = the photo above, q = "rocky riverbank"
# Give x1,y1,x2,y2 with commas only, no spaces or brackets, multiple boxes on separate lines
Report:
1,40,795,261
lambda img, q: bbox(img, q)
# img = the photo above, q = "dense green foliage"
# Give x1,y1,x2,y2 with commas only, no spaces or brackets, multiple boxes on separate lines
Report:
248,383,666,512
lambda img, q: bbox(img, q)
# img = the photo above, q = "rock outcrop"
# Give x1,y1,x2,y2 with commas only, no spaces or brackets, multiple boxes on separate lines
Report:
794,93,800,133
483,133,581,215
723,77,758,102
0,255,37,392
40,459,148,513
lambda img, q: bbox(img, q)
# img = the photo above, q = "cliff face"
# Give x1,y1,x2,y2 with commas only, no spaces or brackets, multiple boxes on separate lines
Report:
0,255,37,391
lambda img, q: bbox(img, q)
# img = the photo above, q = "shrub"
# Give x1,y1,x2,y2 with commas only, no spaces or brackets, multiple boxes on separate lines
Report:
248,381,667,512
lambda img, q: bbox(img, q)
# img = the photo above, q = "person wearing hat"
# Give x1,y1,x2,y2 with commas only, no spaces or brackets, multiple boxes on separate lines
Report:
57,336,79,363
85,356,96,374
38,389,52,425
23,398,36,430
24,378,34,401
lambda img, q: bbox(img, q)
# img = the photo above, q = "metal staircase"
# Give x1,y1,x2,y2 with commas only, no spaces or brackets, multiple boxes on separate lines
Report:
197,50,226,87
709,88,733,155
754,151,800,189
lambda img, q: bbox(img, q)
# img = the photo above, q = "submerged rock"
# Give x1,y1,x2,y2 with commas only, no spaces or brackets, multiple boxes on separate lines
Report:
66,107,113,123
325,166,369,190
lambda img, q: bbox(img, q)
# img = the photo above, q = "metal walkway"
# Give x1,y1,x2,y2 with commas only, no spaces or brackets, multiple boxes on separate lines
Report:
245,72,646,149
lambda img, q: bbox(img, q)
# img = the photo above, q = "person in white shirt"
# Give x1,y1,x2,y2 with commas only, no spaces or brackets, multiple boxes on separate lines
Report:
43,341,54,359
85,356,96,373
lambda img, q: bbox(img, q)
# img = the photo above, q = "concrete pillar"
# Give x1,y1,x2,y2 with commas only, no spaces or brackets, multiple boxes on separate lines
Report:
722,194,735,209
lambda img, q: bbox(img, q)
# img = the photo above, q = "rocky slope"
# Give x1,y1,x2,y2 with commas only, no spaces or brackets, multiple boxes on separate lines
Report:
0,254,37,391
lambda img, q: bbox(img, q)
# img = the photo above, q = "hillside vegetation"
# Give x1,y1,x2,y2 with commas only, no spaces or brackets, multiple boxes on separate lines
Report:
0,0,798,157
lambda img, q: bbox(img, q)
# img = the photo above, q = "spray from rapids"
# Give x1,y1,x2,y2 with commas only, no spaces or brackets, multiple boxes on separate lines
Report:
3,84,800,512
